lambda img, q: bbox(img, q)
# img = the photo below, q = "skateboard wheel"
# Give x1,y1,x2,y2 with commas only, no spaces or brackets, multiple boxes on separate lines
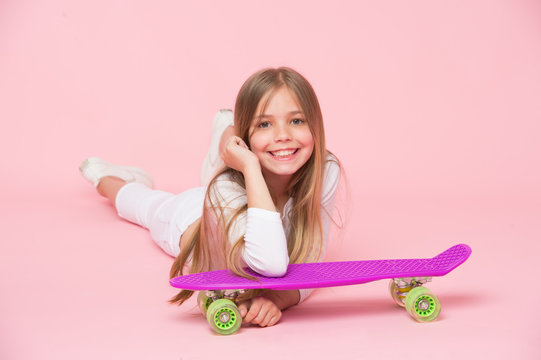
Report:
388,280,406,308
197,291,213,316
405,286,441,322
206,299,242,335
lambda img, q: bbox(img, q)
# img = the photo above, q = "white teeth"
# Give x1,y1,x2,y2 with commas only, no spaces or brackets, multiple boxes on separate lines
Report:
270,149,296,157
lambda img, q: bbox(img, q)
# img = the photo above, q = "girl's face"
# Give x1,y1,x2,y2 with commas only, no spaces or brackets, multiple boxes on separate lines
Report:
248,86,314,183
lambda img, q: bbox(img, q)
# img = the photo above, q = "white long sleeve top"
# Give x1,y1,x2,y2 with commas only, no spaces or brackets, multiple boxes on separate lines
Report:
206,154,341,303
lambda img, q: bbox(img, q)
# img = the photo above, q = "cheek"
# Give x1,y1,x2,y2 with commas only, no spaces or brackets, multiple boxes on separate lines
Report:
298,129,315,149
248,133,266,152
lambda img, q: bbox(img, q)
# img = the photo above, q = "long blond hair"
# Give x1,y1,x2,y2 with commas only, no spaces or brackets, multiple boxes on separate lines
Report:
169,67,337,305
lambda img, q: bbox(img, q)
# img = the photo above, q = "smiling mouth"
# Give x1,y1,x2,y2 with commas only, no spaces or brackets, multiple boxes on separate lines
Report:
268,149,299,159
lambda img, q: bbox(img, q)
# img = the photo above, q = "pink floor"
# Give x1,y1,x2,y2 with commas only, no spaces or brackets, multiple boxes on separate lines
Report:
2,190,539,359
1,1,540,359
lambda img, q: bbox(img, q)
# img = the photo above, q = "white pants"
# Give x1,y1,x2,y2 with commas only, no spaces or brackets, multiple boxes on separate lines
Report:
115,183,205,257
114,110,233,258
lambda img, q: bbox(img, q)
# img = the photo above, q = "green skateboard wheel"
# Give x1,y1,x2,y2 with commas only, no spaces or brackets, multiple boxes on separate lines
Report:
405,286,441,322
197,291,213,315
206,299,242,335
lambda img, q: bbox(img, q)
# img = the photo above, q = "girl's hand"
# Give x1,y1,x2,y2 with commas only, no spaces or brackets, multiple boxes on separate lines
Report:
237,296,282,327
220,136,260,174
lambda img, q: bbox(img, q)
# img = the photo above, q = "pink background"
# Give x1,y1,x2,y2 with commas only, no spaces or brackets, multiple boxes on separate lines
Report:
1,0,540,359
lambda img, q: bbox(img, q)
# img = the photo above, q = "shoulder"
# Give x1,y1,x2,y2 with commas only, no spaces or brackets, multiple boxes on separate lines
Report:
324,152,341,179
323,152,341,187
322,152,342,204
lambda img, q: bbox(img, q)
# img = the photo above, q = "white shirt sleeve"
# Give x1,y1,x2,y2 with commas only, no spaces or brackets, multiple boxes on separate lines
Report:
243,208,289,277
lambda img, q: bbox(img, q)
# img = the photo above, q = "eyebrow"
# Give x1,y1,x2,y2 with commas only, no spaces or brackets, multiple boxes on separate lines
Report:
254,110,304,120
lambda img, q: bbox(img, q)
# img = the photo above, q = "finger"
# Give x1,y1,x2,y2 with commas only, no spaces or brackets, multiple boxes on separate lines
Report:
259,310,275,327
225,136,239,148
268,312,282,327
252,308,268,325
267,316,277,327
229,135,247,148
251,300,274,326
237,301,249,318
230,137,248,152
239,139,249,149
244,299,263,324
262,306,282,327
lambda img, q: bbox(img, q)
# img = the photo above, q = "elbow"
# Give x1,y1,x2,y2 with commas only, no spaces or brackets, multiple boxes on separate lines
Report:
260,262,288,278
247,255,289,278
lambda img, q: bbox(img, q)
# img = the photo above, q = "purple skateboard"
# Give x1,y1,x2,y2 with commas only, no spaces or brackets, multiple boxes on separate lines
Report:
170,244,471,334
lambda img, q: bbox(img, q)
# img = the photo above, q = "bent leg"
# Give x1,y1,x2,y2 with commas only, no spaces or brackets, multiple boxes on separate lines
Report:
115,182,205,257
115,182,175,229
96,176,127,207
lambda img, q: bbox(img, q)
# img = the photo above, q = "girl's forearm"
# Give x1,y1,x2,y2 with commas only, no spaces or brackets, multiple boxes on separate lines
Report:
219,130,276,212
263,289,301,310
243,164,276,212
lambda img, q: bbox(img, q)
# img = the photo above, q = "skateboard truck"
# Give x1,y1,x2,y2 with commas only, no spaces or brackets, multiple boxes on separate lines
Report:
203,289,244,301
390,277,432,306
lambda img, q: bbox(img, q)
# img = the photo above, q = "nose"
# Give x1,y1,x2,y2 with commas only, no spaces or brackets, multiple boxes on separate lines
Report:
274,121,292,142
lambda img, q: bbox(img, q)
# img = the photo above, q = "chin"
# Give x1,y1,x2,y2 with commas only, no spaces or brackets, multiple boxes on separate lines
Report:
263,165,303,177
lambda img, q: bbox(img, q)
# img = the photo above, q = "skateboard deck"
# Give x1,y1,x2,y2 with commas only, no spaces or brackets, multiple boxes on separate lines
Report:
170,244,471,334
169,244,471,291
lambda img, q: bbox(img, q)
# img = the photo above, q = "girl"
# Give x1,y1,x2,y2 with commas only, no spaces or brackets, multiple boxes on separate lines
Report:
80,67,342,328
